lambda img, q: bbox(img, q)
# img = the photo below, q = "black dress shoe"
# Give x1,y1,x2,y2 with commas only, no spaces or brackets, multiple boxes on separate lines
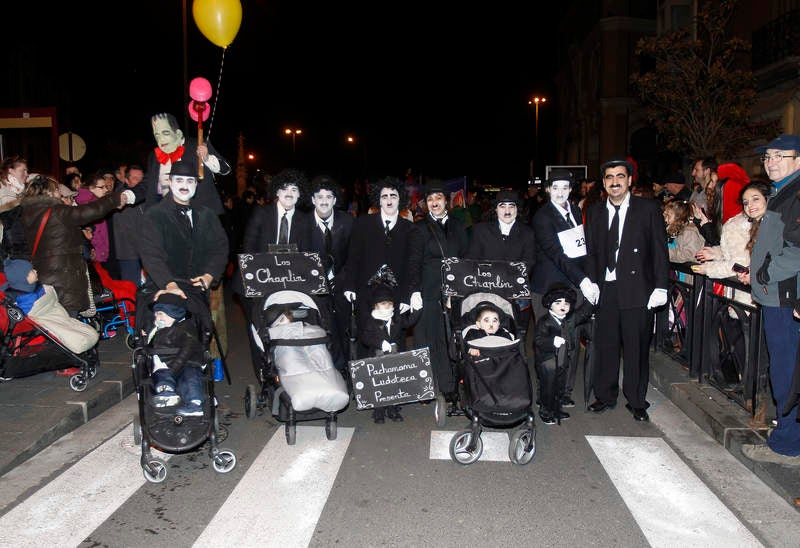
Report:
386,405,404,422
588,400,616,413
372,408,385,424
625,403,649,421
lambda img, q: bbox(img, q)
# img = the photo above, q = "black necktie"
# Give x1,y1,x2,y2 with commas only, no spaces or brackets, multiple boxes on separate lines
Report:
385,219,391,238
279,212,289,244
321,219,332,257
608,204,621,272
565,211,575,228
177,205,192,230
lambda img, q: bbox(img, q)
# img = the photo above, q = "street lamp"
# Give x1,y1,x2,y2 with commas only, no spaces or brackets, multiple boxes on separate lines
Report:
284,128,302,155
528,96,547,178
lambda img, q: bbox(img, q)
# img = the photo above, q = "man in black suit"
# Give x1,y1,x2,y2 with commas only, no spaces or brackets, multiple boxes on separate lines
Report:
239,169,313,372
531,169,599,408
341,176,424,358
143,112,231,215
584,156,670,422
308,174,353,370
466,189,537,338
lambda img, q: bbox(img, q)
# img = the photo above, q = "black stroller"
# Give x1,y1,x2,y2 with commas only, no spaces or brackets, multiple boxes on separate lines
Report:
244,289,350,445
131,283,236,483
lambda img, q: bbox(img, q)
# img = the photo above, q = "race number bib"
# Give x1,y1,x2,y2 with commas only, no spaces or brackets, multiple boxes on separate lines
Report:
557,225,586,258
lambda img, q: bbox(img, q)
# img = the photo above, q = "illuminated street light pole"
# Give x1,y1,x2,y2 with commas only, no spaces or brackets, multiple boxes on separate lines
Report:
528,96,546,179
284,128,302,157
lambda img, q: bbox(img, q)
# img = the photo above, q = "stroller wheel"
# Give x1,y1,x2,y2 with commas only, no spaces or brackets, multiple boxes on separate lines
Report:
125,333,136,350
213,449,237,473
449,430,483,465
508,428,536,465
285,423,297,445
434,393,447,428
325,416,337,440
69,373,88,392
244,384,259,419
132,415,142,445
143,458,168,483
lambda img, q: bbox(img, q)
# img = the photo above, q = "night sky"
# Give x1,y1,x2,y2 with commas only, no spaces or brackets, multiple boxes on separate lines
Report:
5,1,564,190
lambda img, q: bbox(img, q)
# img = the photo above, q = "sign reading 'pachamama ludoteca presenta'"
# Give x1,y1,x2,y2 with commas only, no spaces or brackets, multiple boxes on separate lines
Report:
440,258,530,299
238,252,328,297
349,348,434,410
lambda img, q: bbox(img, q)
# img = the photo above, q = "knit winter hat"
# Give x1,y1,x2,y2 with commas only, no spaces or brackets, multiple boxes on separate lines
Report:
151,292,187,320
2,259,36,293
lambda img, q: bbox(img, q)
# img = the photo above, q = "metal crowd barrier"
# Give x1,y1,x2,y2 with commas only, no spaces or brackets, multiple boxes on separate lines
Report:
654,262,768,416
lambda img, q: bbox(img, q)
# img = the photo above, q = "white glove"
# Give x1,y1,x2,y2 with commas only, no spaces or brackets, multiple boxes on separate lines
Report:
381,340,392,353
410,292,423,311
553,336,565,348
344,291,357,303
647,288,668,310
398,303,411,314
579,277,600,306
121,189,136,206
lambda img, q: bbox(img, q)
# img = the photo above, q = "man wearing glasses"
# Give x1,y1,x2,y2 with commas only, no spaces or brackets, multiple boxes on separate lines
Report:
741,134,800,465
583,156,670,422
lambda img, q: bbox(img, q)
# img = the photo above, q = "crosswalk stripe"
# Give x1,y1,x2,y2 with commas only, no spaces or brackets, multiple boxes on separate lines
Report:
194,425,354,547
0,428,168,547
586,435,762,547
429,430,512,461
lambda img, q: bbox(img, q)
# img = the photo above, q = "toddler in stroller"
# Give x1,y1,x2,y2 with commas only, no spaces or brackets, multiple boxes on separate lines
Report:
131,289,236,483
448,291,536,465
244,289,350,445
0,259,100,391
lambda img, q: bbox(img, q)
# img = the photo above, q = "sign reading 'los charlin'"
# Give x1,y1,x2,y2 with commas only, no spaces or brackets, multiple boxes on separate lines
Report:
349,348,434,410
441,258,530,299
238,252,327,297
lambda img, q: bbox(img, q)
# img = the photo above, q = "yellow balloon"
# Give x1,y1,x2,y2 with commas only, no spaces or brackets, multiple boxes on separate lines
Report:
192,0,243,48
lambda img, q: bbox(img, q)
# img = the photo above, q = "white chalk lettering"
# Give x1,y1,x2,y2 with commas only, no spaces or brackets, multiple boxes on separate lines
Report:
371,374,417,387
366,362,418,376
374,387,411,402
462,274,514,290
255,267,307,288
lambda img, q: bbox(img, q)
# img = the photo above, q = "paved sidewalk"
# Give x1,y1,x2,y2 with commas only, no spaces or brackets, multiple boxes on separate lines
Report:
0,331,797,511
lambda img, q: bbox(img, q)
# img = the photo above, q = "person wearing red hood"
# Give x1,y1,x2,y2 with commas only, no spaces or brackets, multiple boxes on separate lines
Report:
692,162,750,245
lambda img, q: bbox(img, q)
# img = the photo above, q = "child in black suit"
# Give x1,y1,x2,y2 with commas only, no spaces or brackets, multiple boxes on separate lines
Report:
359,280,422,423
534,283,592,425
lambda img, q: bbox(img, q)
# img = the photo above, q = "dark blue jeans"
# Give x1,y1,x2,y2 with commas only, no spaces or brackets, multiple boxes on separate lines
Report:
152,366,205,404
762,306,800,456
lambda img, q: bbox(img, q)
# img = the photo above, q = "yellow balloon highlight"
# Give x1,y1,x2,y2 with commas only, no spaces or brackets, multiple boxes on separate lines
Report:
192,0,243,48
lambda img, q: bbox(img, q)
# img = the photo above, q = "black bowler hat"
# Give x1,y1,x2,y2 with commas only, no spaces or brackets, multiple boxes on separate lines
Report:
546,168,575,187
494,189,519,206
168,161,197,178
600,156,634,176
424,181,448,198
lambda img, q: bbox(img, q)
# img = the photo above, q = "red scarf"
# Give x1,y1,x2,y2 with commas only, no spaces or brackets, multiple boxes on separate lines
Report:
154,145,185,165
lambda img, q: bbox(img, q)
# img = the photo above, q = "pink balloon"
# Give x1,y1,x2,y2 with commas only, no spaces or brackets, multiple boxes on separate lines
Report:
188,100,210,122
189,77,212,102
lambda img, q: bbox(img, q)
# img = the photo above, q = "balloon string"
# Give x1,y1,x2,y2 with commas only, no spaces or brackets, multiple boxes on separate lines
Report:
207,46,226,142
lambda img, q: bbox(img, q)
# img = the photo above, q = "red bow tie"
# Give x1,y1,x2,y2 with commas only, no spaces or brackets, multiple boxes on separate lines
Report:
154,145,185,165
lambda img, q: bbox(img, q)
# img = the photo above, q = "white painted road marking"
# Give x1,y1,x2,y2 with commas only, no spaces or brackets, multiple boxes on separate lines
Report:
586,435,762,547
193,425,354,548
0,428,169,547
429,430,512,461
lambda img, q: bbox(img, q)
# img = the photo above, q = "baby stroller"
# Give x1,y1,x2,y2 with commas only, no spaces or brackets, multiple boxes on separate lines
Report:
131,284,236,483
446,291,536,465
80,263,137,349
0,285,100,392
244,289,350,445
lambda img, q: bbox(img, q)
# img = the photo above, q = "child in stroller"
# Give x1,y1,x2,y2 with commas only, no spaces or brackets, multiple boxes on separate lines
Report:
131,287,236,483
244,289,350,445
448,291,536,465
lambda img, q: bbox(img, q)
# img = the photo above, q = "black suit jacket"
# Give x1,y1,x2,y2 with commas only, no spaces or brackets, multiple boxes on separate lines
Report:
143,138,230,215
308,210,354,281
531,201,588,294
584,195,670,309
242,203,313,254
465,219,536,266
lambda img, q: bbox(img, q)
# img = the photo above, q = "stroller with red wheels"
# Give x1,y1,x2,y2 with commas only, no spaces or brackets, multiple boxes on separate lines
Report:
440,258,536,465
131,282,236,483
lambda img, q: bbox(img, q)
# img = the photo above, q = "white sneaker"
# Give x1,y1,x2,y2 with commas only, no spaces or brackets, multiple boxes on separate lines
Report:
742,444,800,466
151,388,181,407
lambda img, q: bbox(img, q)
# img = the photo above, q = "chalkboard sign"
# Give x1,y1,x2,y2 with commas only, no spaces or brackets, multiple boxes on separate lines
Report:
349,347,434,409
441,258,530,299
238,252,328,297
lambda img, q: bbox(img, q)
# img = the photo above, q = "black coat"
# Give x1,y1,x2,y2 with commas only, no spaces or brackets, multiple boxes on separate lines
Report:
138,196,229,290
584,196,670,308
143,137,230,215
147,318,205,377
416,215,469,300
532,201,588,294
308,210,354,282
465,219,536,267
242,204,313,254
359,307,422,356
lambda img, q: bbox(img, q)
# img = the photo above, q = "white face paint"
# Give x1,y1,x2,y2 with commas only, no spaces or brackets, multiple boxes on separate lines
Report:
169,176,197,205
311,189,336,218
276,185,300,210
549,181,571,206
549,298,571,320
